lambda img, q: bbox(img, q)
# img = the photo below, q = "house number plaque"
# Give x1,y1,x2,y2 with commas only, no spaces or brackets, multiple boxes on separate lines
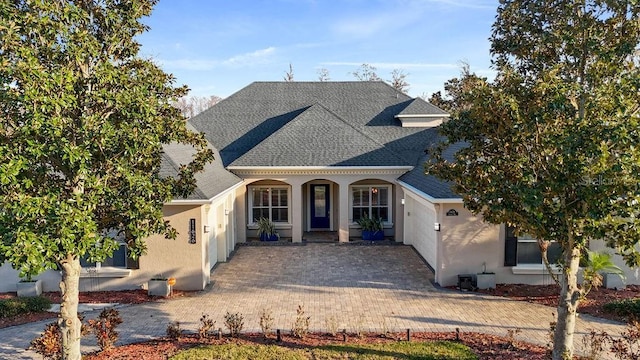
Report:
446,209,459,216
189,218,196,244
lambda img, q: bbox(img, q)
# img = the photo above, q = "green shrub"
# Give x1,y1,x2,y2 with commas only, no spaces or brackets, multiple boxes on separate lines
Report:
0,296,52,318
604,299,640,319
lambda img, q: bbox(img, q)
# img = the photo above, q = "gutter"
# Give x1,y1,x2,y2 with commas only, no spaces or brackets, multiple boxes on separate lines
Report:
396,180,463,204
227,165,413,171
167,180,244,206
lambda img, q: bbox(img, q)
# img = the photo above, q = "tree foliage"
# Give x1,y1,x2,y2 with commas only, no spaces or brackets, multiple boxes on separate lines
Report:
0,0,213,358
428,1,640,359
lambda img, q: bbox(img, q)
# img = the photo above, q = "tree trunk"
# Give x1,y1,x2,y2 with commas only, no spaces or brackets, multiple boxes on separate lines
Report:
552,244,582,360
59,254,82,360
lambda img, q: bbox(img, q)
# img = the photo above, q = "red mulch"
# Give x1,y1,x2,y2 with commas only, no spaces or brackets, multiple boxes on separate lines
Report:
83,332,553,360
0,289,194,329
5,285,637,359
476,284,640,323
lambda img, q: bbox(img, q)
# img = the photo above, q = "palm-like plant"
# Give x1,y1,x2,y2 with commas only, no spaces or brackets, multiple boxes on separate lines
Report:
582,250,624,297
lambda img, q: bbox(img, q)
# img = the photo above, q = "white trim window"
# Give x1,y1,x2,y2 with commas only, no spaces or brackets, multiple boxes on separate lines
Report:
249,186,290,223
80,242,138,270
351,185,391,223
505,226,561,266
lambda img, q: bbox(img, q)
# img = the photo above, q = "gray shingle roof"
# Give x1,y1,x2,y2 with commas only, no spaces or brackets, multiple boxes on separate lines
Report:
397,98,449,116
189,81,456,198
397,142,466,199
161,140,241,201
231,103,408,166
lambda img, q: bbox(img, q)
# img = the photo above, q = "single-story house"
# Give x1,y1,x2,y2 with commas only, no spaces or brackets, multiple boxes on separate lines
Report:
1,81,636,293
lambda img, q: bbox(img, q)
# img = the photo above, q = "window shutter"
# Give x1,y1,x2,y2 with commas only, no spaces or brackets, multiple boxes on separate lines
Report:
126,256,139,269
504,226,518,266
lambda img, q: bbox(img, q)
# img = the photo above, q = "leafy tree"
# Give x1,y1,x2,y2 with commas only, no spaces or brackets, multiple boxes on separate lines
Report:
427,63,485,113
389,69,409,93
0,1,213,359
427,1,640,359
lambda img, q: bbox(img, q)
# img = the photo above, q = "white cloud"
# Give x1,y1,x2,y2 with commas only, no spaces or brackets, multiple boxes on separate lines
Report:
156,47,277,71
331,4,425,39
157,59,218,71
321,61,458,70
222,47,277,67
421,0,495,9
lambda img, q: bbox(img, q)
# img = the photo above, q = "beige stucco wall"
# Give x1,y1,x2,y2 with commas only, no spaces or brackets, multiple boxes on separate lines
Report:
0,202,217,293
437,203,501,286
140,204,209,291
401,188,580,287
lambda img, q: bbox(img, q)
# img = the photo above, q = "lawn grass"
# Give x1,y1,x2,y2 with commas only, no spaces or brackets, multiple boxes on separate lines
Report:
170,340,478,359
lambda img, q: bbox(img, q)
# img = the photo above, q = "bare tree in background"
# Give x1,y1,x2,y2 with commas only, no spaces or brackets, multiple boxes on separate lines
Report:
389,69,409,92
174,95,222,119
284,63,294,82
317,67,330,81
350,63,381,81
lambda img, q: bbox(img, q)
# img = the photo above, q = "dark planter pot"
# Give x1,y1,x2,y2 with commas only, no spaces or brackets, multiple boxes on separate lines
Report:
260,233,279,241
362,230,384,241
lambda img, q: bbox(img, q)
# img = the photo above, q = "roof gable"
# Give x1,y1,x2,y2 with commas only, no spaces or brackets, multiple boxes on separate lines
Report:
230,103,409,167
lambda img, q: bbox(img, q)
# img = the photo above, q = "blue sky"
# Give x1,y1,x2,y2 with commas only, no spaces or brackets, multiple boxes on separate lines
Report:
138,0,498,99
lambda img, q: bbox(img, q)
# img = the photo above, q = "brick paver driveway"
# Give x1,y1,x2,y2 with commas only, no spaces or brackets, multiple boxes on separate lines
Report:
0,243,627,359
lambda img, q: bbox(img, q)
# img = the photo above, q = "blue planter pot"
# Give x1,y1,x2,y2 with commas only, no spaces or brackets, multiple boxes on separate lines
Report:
260,233,279,241
362,230,384,241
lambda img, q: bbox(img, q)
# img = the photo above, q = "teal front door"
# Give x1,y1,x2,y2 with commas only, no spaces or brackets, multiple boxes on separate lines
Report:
310,184,330,229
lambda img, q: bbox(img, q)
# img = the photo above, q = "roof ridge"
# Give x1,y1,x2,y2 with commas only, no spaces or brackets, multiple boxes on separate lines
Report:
311,102,411,165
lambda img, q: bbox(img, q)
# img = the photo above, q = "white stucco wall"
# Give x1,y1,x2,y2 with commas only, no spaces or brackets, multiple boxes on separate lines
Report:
402,194,438,271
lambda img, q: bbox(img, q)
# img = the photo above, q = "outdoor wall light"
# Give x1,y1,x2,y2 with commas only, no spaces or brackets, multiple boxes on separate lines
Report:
434,222,441,232
401,198,405,205
203,225,210,233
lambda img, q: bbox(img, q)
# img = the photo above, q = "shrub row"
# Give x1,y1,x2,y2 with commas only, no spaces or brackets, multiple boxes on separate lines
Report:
0,296,52,318
603,298,640,319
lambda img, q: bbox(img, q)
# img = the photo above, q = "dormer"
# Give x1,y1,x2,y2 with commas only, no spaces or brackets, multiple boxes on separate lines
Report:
395,98,450,128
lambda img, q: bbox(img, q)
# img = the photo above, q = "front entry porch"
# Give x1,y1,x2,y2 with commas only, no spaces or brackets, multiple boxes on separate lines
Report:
236,171,405,244
303,231,338,242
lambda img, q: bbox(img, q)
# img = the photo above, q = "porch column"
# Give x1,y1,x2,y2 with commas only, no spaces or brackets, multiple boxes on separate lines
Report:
338,181,350,242
291,181,303,243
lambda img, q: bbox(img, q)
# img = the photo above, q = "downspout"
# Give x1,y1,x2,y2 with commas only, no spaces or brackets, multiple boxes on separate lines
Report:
435,203,442,286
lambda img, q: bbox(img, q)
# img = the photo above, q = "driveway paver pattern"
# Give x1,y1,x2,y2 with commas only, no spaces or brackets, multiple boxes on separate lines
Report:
0,243,627,359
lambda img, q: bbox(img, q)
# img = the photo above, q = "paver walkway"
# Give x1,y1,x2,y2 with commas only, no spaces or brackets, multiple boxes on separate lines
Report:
0,243,628,359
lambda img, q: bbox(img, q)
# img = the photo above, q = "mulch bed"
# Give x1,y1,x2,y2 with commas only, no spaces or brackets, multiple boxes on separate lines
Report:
0,289,194,329
83,331,552,360
475,284,640,323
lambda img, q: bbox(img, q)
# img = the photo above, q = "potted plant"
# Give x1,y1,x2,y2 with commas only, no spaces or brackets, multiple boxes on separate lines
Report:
256,217,279,241
17,275,43,297
357,215,384,241
148,275,171,297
